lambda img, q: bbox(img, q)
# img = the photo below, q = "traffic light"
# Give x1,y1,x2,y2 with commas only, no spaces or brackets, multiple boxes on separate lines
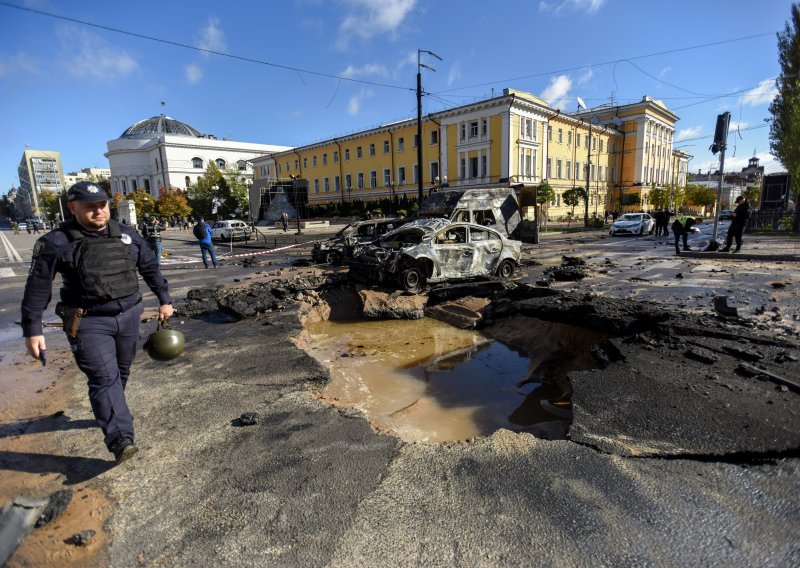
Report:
710,112,731,155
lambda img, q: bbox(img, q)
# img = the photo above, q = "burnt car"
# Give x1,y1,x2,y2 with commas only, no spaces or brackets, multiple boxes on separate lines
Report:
312,217,405,265
348,219,521,292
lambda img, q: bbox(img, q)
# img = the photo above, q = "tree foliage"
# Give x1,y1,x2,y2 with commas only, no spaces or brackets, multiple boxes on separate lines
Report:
38,190,64,220
743,185,761,204
647,187,670,209
128,188,156,219
156,187,192,218
769,3,800,231
187,162,250,219
535,180,555,206
562,187,585,213
684,184,717,208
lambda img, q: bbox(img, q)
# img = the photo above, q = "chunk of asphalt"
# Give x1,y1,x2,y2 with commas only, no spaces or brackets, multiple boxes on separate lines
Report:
65,530,96,546
238,412,260,426
36,489,72,527
0,496,49,565
685,347,720,364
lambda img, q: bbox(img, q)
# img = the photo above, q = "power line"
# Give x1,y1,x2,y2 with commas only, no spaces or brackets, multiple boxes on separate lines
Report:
0,1,413,93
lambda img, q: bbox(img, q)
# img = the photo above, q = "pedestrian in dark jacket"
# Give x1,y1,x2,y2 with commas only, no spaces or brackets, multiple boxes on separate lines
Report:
672,215,701,255
20,181,173,464
720,196,751,252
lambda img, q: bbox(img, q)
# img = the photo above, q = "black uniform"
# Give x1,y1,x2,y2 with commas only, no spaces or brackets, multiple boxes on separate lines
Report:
21,218,171,450
722,199,750,252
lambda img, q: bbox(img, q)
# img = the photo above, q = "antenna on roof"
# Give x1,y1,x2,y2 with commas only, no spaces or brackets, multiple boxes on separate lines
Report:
160,100,166,116
576,97,586,111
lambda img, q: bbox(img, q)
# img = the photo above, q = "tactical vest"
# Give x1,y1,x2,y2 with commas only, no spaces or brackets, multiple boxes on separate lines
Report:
63,220,140,306
143,221,162,242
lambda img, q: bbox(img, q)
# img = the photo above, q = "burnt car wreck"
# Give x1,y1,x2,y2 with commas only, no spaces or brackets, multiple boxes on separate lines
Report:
311,217,406,265
348,219,522,292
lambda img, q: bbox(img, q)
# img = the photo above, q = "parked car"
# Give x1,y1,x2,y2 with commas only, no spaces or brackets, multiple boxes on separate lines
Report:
719,210,732,220
16,221,28,231
312,217,406,265
348,219,522,292
211,220,253,241
608,213,655,236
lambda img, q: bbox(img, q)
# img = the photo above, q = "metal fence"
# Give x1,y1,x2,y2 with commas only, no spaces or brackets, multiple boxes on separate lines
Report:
747,209,795,232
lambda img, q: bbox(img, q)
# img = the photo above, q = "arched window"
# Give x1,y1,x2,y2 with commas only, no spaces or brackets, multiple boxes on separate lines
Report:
185,176,191,188
192,157,203,169
237,160,246,171
215,158,226,169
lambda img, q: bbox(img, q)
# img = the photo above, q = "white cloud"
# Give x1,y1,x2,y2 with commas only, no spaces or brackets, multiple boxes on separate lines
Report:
658,66,672,79
341,63,389,78
540,75,572,110
577,67,593,86
744,78,777,106
348,89,374,115
57,25,138,81
0,51,40,77
728,121,748,132
675,125,702,141
539,0,605,16
185,63,203,84
197,17,226,54
337,0,416,49
447,62,461,87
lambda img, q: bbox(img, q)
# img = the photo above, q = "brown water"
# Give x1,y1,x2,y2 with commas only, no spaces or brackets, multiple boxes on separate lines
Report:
305,317,603,442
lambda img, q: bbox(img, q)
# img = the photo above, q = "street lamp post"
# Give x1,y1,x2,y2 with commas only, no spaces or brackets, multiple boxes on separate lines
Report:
417,49,442,206
211,185,219,221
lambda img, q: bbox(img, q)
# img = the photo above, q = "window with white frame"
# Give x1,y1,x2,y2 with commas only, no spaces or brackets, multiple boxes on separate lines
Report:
335,176,341,192
599,139,604,152
345,149,350,161
568,131,572,146
384,168,391,186
470,121,478,137
430,130,438,145
548,126,553,141
324,177,330,192
481,155,487,177
286,161,290,172
576,162,581,180
237,160,246,171
566,160,572,179
216,158,226,169
398,137,405,150
345,174,352,190
356,146,362,159
592,136,596,151
460,158,466,179
314,179,319,193
481,119,487,136
460,124,466,140
313,156,318,167
558,129,563,143
369,143,375,156
357,172,364,189
323,153,328,165
469,157,478,178
413,164,419,184
333,151,339,163
547,157,552,178
370,170,377,188
398,166,406,185
303,157,308,168
430,161,439,182
576,133,581,147
383,140,390,153
294,159,299,170
192,157,203,168
556,159,562,179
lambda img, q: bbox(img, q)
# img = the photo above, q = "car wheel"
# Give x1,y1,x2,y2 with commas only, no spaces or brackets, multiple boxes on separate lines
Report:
398,266,425,293
609,230,614,236
637,226,644,235
496,259,516,279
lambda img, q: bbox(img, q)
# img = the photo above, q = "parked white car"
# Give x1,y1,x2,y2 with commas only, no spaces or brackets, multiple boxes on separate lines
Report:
212,220,253,241
609,213,655,236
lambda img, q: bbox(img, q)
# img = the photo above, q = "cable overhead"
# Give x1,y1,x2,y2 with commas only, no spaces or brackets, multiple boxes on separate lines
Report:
0,1,413,92
436,31,775,94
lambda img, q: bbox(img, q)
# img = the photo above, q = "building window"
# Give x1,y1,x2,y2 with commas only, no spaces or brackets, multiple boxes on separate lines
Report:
370,170,377,188
470,157,478,178
357,172,364,189
185,176,191,188
576,162,581,180
324,177,330,192
333,151,339,163
576,133,581,147
413,164,419,184
131,179,138,191
460,158,466,179
192,157,203,168
591,164,596,181
237,160,247,171
556,159,562,179
599,139,604,152
313,156,318,167
345,174,352,190
369,143,375,156
155,158,159,172
592,136,596,151
357,146,363,159
481,119,488,136
481,155,487,177
566,160,572,180
383,140,390,153
120,180,127,192
294,159,299,170
398,166,406,186
414,134,420,148
548,126,553,141
599,165,603,182
430,161,439,182
398,137,405,151
215,158,226,169
323,153,328,165
460,124,466,140
430,130,438,145
558,129,563,143
470,121,479,137
334,176,341,192
286,161,290,172
314,179,319,193
345,149,350,161
547,157,552,178
568,131,573,146
303,157,308,168
384,169,391,186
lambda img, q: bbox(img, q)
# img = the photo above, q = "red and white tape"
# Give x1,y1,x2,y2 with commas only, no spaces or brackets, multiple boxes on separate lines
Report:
219,240,318,259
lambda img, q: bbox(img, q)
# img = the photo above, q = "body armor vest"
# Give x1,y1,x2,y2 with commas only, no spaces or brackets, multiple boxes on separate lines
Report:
143,221,162,241
63,220,140,306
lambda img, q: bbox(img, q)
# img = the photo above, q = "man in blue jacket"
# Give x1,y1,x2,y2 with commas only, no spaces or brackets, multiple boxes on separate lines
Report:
194,217,218,269
21,181,173,464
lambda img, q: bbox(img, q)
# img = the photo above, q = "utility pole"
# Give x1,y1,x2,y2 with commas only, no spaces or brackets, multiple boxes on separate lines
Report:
585,119,593,227
417,49,442,206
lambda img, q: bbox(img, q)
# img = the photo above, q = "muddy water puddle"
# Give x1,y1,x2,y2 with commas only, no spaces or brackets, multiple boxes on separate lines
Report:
304,317,604,442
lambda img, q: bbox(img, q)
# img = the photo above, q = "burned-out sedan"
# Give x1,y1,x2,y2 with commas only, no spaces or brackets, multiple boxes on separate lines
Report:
348,219,521,292
312,217,406,265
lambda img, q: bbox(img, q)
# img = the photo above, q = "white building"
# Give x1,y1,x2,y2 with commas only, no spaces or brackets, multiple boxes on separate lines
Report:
105,115,291,198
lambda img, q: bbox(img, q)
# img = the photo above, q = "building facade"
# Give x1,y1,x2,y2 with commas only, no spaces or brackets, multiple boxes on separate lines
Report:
17,149,65,219
105,115,291,198
251,89,685,222
63,167,112,190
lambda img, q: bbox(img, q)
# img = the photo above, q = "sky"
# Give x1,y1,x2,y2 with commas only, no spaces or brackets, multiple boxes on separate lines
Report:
0,0,795,192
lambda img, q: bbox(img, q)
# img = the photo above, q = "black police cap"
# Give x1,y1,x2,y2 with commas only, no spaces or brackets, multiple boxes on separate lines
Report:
67,181,109,203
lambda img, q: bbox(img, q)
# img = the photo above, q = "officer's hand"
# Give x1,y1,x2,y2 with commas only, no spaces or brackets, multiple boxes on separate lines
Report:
25,336,46,360
158,304,174,321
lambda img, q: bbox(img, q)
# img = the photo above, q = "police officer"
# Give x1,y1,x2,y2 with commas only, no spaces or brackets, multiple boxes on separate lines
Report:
671,215,701,255
720,196,751,253
141,215,163,263
21,181,174,464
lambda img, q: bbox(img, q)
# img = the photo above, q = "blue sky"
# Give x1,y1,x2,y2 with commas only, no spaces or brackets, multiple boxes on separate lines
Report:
0,0,794,192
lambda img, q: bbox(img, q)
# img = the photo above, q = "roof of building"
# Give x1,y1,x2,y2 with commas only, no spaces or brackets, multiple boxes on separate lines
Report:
119,114,202,139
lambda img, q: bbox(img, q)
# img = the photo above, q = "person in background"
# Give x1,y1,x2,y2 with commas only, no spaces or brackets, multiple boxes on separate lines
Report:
193,217,218,269
671,215,701,255
720,196,751,253
141,216,163,264
20,181,173,464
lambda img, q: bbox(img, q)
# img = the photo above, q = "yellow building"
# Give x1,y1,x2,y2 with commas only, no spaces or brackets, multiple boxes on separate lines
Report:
250,89,685,221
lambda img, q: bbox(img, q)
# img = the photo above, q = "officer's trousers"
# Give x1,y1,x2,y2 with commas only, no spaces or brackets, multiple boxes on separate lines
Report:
67,302,144,448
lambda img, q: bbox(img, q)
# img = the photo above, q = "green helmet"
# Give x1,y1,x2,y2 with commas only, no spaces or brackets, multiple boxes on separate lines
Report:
143,319,185,361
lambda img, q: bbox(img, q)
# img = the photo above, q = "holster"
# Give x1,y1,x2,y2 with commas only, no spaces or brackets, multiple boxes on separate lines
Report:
56,303,87,339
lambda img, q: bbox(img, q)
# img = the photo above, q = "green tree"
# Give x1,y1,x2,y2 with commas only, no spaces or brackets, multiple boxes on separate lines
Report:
38,190,64,221
684,184,717,211
743,185,761,204
648,186,669,209
156,187,193,218
671,185,686,210
535,180,555,227
188,162,240,218
769,3,800,231
129,188,156,220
